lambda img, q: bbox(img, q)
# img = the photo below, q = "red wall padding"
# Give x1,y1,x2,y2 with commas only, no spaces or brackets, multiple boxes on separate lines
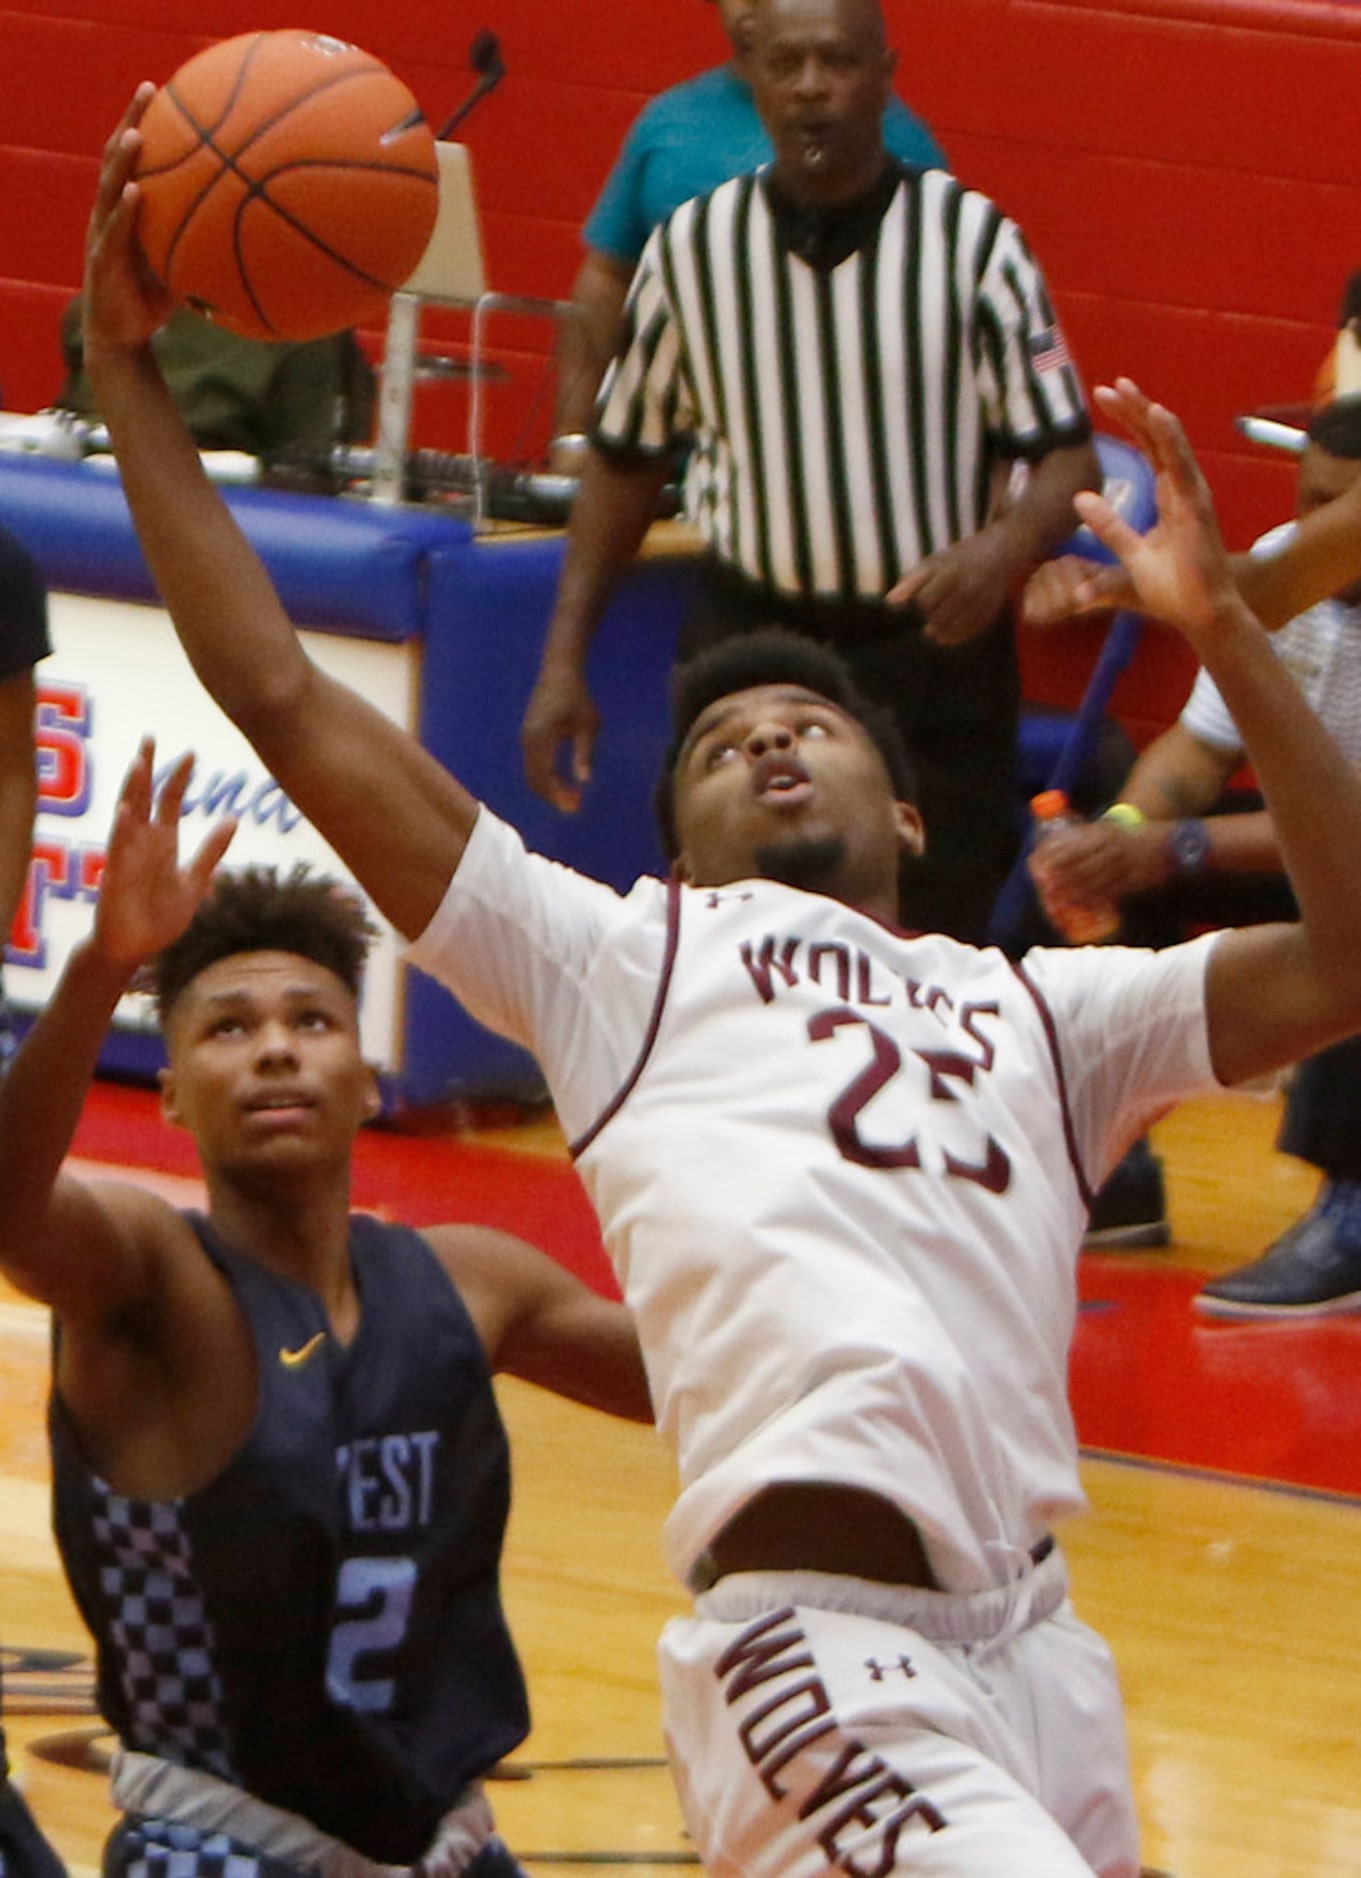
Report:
3,0,1359,734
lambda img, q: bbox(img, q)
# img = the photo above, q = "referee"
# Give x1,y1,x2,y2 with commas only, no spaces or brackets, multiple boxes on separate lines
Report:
523,0,1098,943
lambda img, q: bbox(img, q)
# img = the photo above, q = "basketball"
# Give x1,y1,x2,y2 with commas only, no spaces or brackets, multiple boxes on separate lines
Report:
134,30,440,343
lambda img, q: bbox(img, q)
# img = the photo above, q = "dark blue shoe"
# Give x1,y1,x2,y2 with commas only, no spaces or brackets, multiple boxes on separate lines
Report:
1194,1207,1361,1319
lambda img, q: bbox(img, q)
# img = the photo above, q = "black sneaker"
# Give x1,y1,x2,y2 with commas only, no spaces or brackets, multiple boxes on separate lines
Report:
0,1775,66,1878
1194,1207,1361,1319
1084,1137,1170,1249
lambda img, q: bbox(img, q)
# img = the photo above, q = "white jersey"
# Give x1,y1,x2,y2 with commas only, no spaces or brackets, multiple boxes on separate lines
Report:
409,809,1219,1594
1182,520,1361,760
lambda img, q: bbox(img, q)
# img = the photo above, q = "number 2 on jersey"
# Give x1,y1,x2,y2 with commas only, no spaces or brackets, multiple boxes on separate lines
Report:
325,1555,417,1714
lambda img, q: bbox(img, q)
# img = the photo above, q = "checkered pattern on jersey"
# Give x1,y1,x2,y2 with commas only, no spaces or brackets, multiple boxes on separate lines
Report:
114,1818,283,1878
93,1488,236,1778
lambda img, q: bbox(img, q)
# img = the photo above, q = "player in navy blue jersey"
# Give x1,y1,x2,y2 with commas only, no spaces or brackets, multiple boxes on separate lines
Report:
0,524,67,1878
0,743,651,1878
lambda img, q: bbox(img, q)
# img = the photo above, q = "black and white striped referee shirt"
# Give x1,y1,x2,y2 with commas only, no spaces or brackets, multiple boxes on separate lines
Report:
595,161,1091,603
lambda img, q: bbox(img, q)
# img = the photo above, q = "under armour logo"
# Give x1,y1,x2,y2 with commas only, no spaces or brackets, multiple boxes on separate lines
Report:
865,1656,917,1682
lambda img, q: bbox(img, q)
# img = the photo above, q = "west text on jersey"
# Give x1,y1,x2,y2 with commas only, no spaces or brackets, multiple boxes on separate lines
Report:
336,1432,441,1534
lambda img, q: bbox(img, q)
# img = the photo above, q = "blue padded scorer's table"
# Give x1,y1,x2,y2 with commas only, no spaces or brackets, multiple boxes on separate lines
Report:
3,440,1149,1104
0,451,700,1106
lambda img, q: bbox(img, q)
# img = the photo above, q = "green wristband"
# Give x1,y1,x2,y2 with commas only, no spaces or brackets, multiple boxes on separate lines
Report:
1102,802,1146,828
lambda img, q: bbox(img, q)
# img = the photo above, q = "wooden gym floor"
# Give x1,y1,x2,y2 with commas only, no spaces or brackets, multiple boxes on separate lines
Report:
1,1079,1358,1878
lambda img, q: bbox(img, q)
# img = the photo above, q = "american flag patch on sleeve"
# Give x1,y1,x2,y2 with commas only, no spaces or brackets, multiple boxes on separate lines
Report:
1029,327,1071,374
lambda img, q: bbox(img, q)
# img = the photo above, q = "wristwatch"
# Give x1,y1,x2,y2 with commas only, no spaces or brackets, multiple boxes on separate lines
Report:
1166,818,1212,878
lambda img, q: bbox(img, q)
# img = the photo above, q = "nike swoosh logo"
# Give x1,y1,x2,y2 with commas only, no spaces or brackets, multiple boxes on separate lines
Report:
279,1331,328,1369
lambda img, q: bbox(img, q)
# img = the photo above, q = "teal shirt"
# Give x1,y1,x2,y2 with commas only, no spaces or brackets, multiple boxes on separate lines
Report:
584,62,946,267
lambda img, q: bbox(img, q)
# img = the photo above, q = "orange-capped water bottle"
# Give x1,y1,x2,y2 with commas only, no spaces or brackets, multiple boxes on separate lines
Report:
1028,789,1121,943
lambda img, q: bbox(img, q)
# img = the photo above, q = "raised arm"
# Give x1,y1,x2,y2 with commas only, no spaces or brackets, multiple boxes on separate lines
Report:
1079,381,1361,1087
84,92,480,941
1022,463,1361,635
0,743,233,1318
1232,476,1361,630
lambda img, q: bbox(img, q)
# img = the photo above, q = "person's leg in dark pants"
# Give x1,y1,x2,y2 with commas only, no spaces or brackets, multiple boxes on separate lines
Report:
1088,856,1299,1254
1197,1034,1361,1318
835,620,1020,946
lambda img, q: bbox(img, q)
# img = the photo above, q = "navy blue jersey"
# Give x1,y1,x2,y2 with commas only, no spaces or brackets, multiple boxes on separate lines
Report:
0,526,49,684
51,1215,529,1864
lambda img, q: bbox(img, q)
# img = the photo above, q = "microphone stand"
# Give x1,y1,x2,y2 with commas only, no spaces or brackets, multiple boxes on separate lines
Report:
436,32,505,140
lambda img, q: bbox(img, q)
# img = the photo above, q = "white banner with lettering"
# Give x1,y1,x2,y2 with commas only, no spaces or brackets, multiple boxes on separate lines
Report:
7,592,412,1070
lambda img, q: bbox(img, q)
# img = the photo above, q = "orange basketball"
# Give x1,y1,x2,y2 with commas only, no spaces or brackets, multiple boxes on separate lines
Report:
134,30,439,343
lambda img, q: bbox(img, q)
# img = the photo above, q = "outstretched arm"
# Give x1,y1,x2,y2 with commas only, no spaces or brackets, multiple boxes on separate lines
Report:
1080,381,1361,1087
430,1223,652,1423
1022,460,1361,635
0,743,233,1316
85,92,480,941
1232,476,1361,629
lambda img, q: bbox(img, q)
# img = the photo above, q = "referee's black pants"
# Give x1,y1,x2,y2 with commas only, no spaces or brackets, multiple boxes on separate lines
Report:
681,563,1021,946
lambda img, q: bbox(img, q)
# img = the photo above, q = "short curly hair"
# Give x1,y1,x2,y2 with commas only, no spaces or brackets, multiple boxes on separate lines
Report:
151,864,376,1027
653,627,918,859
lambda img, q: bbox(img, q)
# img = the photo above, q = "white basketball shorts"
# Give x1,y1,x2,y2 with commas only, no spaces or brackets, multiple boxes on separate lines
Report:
657,1551,1139,1877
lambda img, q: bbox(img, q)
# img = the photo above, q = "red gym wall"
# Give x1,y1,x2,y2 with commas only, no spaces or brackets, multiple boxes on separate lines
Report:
3,0,1360,736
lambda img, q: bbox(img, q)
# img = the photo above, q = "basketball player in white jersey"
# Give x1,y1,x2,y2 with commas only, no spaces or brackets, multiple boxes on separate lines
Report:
80,86,1361,1876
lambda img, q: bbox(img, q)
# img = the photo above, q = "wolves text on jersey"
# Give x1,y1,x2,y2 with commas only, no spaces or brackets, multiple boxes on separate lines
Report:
739,933,998,1042
716,1605,947,1876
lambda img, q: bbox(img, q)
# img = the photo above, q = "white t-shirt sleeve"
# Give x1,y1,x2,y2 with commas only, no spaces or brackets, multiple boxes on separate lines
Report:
1022,932,1222,1184
1178,664,1243,753
405,807,661,1131
1178,522,1296,754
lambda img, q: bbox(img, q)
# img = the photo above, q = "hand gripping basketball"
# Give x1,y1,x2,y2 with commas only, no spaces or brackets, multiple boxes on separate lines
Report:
134,29,439,342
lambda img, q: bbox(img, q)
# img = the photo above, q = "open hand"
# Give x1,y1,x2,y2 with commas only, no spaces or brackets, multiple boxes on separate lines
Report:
1020,553,1134,628
520,662,600,812
93,741,237,968
1072,380,1239,646
83,86,175,363
887,530,1016,646
1026,817,1173,915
